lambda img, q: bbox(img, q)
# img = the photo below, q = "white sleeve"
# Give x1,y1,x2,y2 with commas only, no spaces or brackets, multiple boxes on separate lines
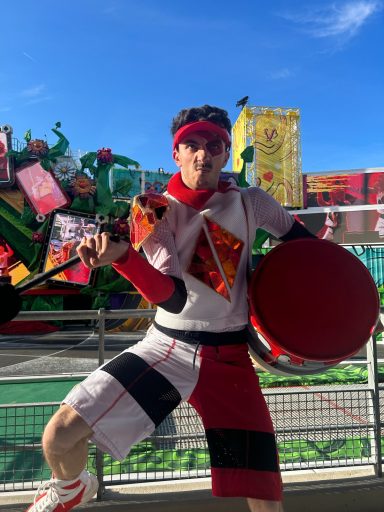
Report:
141,218,183,279
247,187,294,238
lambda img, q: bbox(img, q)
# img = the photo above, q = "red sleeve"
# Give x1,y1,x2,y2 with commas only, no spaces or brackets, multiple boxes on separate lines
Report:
112,245,176,304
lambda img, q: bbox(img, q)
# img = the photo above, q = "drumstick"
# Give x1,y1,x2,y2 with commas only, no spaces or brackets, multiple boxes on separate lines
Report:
0,234,123,325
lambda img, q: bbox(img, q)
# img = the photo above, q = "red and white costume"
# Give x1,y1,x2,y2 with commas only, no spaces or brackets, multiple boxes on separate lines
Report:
64,172,305,501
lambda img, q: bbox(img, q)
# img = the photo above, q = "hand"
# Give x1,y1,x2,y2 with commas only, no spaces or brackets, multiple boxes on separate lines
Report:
77,233,130,268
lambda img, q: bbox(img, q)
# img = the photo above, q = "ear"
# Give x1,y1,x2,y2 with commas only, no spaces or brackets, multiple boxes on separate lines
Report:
223,150,230,167
173,148,181,168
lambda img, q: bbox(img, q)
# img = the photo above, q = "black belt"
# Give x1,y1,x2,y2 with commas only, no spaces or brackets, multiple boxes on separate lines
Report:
153,321,247,346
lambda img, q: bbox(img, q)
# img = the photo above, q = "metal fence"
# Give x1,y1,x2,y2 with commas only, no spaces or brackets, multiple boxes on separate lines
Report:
0,308,383,494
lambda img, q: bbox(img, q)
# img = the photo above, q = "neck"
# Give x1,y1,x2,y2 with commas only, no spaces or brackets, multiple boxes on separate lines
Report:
181,175,219,191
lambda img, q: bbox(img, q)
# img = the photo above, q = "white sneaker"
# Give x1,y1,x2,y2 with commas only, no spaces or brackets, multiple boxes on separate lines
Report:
25,470,99,511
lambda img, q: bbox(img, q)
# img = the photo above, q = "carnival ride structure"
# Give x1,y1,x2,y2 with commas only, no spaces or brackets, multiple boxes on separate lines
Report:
0,108,383,376
0,123,171,334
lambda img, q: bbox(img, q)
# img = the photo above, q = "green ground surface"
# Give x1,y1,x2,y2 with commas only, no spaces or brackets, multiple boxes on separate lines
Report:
0,378,80,405
1,367,382,484
1,365,383,405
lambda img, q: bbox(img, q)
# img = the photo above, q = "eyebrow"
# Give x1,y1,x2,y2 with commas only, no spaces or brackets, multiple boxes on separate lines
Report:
181,138,200,145
181,136,222,145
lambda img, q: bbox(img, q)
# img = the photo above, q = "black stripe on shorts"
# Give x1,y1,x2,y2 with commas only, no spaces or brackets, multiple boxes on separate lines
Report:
206,428,279,472
101,352,181,427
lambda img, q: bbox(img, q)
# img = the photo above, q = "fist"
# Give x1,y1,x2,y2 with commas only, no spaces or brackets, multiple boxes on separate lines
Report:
76,233,130,268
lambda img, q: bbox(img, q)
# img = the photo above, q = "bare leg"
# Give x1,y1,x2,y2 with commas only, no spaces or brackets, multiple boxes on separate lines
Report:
247,498,284,512
42,404,94,480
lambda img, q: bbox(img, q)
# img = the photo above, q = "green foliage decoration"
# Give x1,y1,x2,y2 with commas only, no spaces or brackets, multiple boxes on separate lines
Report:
1,123,142,313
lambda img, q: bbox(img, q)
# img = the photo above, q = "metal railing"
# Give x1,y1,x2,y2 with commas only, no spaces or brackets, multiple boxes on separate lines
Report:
0,308,383,494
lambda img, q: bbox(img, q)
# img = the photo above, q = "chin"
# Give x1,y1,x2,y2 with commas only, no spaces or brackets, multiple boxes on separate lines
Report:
195,178,209,187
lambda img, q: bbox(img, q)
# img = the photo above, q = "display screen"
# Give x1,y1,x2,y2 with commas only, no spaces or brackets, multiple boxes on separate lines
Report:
16,161,69,215
40,209,98,286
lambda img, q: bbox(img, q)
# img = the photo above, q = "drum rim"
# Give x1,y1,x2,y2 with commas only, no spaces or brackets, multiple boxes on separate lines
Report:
248,238,380,362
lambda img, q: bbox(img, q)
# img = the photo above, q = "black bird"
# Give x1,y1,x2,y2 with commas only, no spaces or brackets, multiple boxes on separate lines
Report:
236,96,249,108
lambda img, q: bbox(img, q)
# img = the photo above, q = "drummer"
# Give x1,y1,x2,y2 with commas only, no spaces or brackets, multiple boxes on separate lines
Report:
27,105,315,512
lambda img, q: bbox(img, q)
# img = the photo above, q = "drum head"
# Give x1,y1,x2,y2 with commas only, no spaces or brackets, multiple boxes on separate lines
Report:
248,239,379,363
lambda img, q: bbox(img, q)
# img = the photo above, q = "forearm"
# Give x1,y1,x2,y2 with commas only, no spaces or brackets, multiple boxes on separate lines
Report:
279,219,317,241
112,245,187,313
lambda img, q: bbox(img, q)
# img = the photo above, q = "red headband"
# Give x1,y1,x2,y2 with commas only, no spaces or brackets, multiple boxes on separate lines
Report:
173,121,231,150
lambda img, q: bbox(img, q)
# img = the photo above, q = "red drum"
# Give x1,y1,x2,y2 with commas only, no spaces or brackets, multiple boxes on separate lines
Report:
247,239,380,376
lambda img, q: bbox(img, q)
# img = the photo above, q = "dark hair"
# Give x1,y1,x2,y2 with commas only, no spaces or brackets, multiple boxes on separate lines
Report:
171,105,231,135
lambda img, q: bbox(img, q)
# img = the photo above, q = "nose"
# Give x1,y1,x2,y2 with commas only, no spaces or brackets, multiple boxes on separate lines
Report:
195,144,212,161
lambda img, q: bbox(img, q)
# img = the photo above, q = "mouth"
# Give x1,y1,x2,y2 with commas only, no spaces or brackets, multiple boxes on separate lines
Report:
195,165,212,172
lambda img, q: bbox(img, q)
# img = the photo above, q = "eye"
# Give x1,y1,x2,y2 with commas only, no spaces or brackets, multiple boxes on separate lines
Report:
185,142,198,151
207,141,224,156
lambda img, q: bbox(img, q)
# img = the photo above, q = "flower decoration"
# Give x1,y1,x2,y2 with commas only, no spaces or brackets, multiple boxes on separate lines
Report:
32,232,44,244
113,217,130,237
96,147,113,164
71,174,96,198
53,161,77,182
36,213,46,223
0,141,5,156
27,139,49,157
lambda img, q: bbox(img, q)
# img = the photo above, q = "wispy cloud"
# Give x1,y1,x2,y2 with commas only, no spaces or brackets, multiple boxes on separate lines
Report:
23,52,38,63
1,84,52,111
24,95,53,106
18,84,52,107
101,4,236,32
282,1,382,41
20,84,46,98
267,68,295,80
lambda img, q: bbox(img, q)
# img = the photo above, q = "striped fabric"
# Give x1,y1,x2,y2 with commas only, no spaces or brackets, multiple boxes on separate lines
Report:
64,326,282,500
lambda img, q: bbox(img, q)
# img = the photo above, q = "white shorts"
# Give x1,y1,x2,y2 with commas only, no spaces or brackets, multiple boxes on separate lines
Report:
63,325,282,500
64,325,200,460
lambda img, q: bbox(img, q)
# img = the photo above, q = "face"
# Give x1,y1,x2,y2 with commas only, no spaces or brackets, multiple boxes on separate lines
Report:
173,132,230,190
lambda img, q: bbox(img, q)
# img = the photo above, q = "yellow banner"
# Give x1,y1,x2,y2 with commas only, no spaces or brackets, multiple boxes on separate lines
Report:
231,106,303,207
254,109,302,207
231,107,250,173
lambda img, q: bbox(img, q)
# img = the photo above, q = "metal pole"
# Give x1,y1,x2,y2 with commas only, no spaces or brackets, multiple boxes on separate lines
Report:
367,333,382,477
95,448,105,500
98,308,105,367
96,308,105,498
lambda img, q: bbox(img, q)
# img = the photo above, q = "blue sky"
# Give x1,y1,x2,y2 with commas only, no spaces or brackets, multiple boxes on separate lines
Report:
1,0,383,174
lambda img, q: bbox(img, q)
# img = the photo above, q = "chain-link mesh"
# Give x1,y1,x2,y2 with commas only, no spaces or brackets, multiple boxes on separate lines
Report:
267,386,376,471
1,383,382,492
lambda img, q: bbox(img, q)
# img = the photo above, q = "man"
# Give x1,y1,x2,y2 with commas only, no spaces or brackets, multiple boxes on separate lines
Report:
26,105,314,512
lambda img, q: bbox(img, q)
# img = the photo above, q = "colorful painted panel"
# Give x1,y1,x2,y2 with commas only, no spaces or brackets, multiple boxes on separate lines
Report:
254,109,302,207
39,209,98,286
306,171,384,208
16,162,69,216
231,106,303,207
294,209,384,244
231,107,249,172
306,173,366,207
344,245,384,288
0,130,14,188
0,236,30,285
